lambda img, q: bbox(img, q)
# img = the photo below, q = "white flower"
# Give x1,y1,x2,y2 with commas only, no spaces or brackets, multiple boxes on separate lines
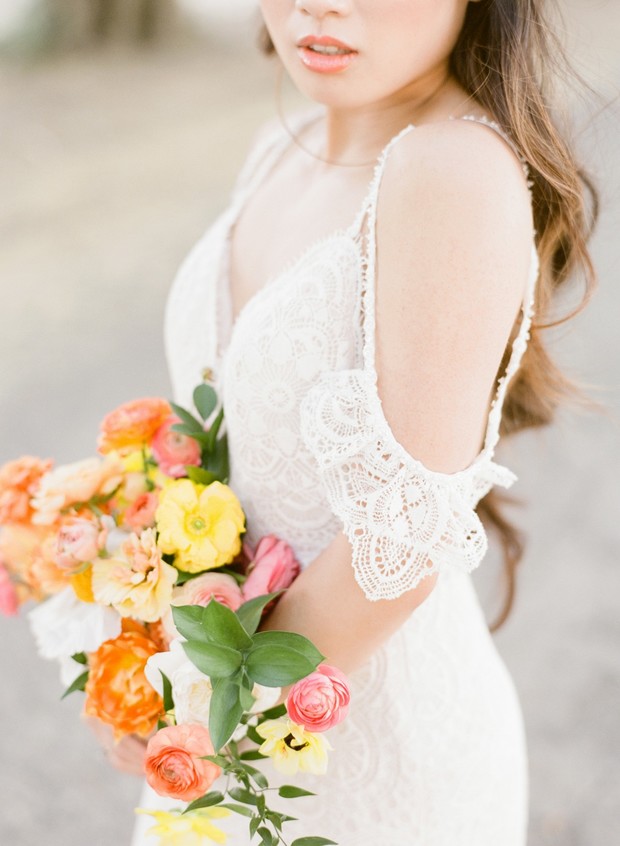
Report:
145,637,282,738
27,586,121,661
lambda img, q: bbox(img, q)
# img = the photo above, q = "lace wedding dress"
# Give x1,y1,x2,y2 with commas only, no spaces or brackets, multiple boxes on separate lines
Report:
131,106,538,846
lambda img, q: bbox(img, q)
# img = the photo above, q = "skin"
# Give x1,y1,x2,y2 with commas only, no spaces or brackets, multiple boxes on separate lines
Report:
93,0,535,771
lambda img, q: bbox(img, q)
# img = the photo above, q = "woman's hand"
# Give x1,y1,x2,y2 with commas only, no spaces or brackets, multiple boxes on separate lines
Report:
83,714,149,777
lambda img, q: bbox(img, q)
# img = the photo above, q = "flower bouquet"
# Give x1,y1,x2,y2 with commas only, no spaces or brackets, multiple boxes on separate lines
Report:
0,382,350,846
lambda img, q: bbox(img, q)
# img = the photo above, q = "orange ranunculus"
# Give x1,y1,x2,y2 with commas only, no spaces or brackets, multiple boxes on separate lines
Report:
97,398,172,456
84,629,164,740
0,456,53,525
144,724,221,801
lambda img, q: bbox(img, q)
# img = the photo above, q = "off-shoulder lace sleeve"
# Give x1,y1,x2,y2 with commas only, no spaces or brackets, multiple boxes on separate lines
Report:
299,117,539,602
299,369,518,601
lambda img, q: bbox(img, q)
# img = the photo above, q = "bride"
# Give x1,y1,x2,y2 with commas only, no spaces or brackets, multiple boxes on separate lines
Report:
89,1,597,843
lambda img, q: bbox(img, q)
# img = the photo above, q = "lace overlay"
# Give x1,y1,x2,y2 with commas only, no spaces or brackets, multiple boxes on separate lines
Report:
151,106,537,846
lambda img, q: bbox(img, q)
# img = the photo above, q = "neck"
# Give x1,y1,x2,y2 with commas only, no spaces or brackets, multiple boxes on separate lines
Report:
311,63,466,166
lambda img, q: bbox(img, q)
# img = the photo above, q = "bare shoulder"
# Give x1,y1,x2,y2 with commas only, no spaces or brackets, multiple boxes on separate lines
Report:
371,117,536,473
381,117,535,258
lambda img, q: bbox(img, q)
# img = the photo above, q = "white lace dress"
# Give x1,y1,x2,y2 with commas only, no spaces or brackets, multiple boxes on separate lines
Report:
132,107,539,846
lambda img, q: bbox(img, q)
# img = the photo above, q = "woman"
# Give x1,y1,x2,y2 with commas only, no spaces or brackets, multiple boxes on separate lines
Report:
93,1,597,843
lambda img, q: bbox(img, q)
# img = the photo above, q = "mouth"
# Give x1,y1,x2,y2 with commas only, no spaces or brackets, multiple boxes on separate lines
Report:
296,35,358,73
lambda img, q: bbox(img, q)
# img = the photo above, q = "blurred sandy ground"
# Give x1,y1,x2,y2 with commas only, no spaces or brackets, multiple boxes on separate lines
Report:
0,2,618,844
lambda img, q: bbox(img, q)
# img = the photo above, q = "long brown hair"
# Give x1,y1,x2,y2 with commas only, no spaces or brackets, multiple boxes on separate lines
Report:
256,0,601,632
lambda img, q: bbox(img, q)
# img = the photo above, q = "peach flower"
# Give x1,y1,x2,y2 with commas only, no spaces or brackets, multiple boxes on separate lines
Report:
151,416,202,478
286,663,351,733
161,572,243,642
0,456,53,524
144,723,221,801
242,534,301,602
0,523,57,601
84,627,164,740
29,534,72,595
92,528,177,623
53,515,107,573
0,562,19,616
123,491,159,532
31,457,123,526
97,397,172,456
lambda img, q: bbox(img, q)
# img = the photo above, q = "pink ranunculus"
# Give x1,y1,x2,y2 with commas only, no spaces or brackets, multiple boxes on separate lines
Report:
123,491,159,532
144,723,221,801
162,572,243,643
53,516,107,573
241,534,301,602
0,562,19,616
286,663,351,733
150,416,201,478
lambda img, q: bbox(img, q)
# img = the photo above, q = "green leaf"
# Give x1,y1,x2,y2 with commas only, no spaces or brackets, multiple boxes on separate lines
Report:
251,630,325,668
209,433,230,483
257,826,274,846
203,598,253,651
186,465,218,486
183,641,243,678
238,685,256,712
171,605,207,642
160,670,174,713
182,791,225,814
249,816,260,837
209,677,244,752
169,402,204,433
170,423,207,441
278,786,317,799
235,592,285,637
265,810,283,832
246,645,316,687
205,407,224,453
61,670,89,700
241,762,268,790
239,749,267,761
157,719,167,731
258,703,287,721
256,793,266,816
71,652,87,665
290,839,337,846
229,787,258,806
245,724,264,745
220,803,255,818
193,384,218,421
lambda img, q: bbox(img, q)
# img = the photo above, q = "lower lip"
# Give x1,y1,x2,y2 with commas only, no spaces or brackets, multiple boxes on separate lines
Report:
297,46,358,74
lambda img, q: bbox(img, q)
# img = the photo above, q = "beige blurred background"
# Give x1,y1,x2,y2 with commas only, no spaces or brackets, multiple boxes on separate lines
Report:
0,1,618,844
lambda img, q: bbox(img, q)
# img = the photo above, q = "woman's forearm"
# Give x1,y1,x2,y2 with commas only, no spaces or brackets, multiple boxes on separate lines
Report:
256,530,438,697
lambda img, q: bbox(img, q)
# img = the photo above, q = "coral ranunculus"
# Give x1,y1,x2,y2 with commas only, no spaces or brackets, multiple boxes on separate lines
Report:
0,455,53,525
97,397,172,456
155,479,245,573
144,723,221,801
151,415,202,478
286,663,351,732
84,629,164,740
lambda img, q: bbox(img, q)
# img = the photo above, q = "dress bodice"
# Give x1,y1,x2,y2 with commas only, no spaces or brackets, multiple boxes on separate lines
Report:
164,106,540,600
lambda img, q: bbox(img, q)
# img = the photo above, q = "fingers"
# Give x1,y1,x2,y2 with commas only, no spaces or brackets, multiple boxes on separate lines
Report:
105,736,148,777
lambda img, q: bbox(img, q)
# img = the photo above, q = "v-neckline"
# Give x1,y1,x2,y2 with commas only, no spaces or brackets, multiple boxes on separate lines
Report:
214,108,411,367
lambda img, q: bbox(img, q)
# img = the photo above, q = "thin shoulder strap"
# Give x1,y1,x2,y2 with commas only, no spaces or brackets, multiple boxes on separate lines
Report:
357,113,540,458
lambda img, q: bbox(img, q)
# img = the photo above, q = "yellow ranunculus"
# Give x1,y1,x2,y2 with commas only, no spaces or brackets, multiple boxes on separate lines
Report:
134,807,230,846
255,717,332,776
155,479,245,574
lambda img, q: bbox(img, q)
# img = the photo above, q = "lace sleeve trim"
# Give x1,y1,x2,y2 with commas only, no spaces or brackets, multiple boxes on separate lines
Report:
299,368,517,601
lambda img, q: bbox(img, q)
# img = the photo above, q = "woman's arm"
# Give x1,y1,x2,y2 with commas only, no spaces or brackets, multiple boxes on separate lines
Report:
258,119,535,698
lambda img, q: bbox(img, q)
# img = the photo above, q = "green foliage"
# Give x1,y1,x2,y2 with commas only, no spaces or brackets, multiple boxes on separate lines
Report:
171,605,207,642
291,839,338,846
278,785,316,799
209,678,244,752
246,644,316,687
159,670,174,713
71,652,88,665
182,641,242,678
203,599,253,651
235,592,285,636
169,402,204,433
193,384,218,421
185,465,218,485
182,791,225,814
60,670,89,700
